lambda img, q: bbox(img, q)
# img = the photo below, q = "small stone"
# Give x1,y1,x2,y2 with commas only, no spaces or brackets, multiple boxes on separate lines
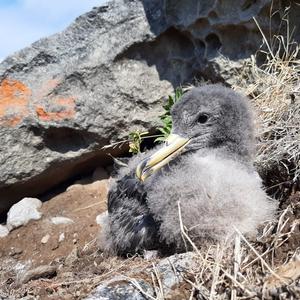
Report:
50,216,74,225
143,250,159,260
0,225,9,238
96,211,108,226
58,264,64,271
7,198,42,230
60,271,74,278
58,233,65,242
9,247,23,257
41,234,50,244
19,265,57,284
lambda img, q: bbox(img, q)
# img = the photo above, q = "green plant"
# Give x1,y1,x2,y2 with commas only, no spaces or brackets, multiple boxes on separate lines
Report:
127,88,183,154
128,130,149,154
103,88,184,154
155,87,183,142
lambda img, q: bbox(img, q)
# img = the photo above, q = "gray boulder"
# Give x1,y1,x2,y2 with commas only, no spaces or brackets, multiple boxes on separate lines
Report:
0,0,299,211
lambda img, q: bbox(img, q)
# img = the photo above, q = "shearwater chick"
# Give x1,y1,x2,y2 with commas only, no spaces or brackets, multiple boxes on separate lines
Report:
102,84,276,256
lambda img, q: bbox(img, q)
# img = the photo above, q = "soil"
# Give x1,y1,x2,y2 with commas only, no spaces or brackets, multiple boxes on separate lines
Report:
0,168,125,299
0,180,107,267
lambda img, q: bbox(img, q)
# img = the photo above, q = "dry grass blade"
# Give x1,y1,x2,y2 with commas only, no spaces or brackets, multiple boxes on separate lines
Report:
234,227,289,285
209,244,223,300
177,201,202,257
231,234,241,300
253,17,275,59
152,263,164,299
222,269,256,298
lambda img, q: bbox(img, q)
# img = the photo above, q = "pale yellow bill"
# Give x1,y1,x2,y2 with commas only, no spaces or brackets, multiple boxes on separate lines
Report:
136,134,190,182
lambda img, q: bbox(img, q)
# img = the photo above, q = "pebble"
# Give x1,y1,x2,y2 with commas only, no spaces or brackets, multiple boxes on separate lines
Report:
50,216,74,225
143,250,159,260
59,233,65,242
7,198,42,230
65,247,78,265
9,247,23,257
41,234,50,244
96,211,108,226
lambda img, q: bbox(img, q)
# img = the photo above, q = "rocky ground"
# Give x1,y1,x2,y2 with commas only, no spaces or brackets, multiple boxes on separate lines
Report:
0,167,112,299
0,165,300,299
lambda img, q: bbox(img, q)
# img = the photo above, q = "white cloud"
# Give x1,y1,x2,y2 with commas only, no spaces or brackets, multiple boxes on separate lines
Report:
0,0,107,60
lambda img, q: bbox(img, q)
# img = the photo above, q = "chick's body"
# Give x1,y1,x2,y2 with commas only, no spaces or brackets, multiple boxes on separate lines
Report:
145,149,275,250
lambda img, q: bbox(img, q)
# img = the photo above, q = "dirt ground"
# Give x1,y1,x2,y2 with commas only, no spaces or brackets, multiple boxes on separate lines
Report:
0,167,126,299
0,172,108,264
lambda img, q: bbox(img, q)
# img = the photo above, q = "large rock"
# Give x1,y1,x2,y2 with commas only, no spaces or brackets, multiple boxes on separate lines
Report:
0,1,172,211
0,0,299,211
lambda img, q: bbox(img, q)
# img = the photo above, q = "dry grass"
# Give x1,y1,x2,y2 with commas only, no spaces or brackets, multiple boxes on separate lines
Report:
4,196,299,300
233,11,300,199
178,193,300,299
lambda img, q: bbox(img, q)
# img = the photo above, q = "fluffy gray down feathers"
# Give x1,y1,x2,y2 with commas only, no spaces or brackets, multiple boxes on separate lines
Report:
145,150,276,248
100,85,277,253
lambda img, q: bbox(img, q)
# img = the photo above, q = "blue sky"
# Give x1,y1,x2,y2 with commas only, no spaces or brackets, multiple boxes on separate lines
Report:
0,0,107,61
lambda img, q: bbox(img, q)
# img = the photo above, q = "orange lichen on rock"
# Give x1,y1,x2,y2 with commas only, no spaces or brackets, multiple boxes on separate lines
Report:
0,78,76,126
0,79,31,126
35,97,76,122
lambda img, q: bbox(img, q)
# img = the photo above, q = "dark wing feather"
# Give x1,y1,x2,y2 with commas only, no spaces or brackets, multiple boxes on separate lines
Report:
107,171,159,256
108,173,147,213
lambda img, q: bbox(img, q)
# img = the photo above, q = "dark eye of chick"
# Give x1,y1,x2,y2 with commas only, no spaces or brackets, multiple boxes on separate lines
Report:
197,114,209,124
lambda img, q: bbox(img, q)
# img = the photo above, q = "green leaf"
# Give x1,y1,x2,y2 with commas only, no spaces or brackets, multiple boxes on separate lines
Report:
154,87,184,144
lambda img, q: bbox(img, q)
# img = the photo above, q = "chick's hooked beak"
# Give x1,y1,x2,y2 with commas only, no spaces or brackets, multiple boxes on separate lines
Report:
136,134,190,182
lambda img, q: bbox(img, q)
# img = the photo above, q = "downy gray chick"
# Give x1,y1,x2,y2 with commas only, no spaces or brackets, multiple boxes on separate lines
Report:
102,84,277,256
